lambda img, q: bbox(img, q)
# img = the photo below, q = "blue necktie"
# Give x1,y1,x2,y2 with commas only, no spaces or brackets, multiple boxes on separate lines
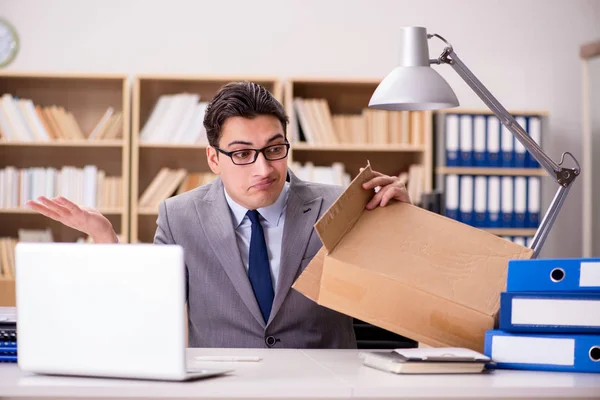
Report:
246,210,274,323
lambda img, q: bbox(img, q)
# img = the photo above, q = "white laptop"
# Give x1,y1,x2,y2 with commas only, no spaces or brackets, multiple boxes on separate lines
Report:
14,242,231,381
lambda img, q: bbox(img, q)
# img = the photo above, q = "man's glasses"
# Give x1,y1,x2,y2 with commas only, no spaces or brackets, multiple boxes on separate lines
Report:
214,142,290,165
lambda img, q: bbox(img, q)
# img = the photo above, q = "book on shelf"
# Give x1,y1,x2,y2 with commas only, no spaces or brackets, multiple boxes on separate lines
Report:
138,169,217,210
0,238,16,280
176,172,218,195
289,161,351,187
87,107,123,140
293,97,426,146
139,93,209,144
0,93,121,142
0,230,125,277
404,164,424,207
1,231,55,280
18,227,53,243
0,165,123,210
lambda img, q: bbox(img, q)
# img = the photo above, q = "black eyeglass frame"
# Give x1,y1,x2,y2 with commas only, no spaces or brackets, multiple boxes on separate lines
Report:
213,142,291,165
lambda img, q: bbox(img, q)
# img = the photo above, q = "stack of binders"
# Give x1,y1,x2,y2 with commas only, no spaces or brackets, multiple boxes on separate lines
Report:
0,307,17,363
484,258,600,373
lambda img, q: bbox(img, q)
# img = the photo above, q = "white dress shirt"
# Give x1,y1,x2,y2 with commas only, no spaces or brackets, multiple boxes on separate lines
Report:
224,182,290,291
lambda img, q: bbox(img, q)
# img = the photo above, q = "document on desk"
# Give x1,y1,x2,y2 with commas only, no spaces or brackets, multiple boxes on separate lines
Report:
361,347,491,374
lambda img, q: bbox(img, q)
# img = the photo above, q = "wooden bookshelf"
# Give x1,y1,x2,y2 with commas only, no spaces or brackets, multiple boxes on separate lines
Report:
438,108,549,117
436,167,548,176
293,143,426,152
484,228,538,236
0,278,15,307
0,72,130,238
284,77,433,197
130,74,283,243
0,72,131,305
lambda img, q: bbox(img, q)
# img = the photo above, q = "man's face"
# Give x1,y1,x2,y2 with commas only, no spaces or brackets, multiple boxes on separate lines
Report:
206,115,288,210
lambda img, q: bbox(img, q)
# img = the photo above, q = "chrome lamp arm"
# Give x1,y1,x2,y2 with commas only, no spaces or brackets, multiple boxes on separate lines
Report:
428,33,581,258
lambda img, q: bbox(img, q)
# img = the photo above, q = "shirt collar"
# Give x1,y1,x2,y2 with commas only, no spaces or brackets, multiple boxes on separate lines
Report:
224,182,289,228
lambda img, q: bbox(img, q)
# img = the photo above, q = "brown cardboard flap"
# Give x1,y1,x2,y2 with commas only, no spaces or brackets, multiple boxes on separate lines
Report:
329,201,533,315
292,247,327,303
314,163,376,253
319,257,495,352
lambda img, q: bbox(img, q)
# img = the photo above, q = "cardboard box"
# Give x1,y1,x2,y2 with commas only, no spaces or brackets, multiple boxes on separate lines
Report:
292,163,533,352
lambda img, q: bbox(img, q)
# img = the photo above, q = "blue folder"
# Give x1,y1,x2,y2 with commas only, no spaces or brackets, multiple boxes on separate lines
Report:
0,355,17,363
499,291,600,333
485,330,600,373
507,258,600,292
0,345,16,353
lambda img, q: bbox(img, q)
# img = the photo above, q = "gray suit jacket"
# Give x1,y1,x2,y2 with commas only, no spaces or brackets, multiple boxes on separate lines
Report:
154,170,357,349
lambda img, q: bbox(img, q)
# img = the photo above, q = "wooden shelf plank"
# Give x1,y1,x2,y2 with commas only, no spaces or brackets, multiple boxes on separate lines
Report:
436,167,548,176
139,142,208,149
288,76,381,85
0,71,128,80
292,143,426,152
138,208,159,216
0,140,124,148
483,228,537,236
0,208,124,215
438,108,549,117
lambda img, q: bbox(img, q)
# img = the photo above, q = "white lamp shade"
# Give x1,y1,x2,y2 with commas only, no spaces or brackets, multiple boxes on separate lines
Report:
369,66,459,111
369,26,460,111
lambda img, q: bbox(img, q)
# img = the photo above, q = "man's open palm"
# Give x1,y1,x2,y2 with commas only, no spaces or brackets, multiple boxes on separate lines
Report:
26,196,117,243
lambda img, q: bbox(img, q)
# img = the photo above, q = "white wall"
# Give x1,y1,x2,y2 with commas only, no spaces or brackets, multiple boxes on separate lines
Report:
2,0,599,258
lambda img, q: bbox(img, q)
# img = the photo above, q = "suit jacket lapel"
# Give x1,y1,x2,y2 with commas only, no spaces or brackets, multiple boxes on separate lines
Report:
194,178,265,329
268,172,323,326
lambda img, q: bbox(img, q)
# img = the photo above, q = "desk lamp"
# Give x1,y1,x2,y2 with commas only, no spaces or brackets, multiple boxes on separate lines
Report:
369,26,580,259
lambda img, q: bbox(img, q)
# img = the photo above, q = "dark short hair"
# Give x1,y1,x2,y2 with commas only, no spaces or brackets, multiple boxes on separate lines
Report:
203,81,288,147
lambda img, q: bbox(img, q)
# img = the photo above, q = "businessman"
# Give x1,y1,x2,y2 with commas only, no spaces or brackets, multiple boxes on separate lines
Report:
27,81,411,349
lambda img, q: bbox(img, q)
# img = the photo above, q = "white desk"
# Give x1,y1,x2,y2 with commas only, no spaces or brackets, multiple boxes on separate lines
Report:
0,348,599,399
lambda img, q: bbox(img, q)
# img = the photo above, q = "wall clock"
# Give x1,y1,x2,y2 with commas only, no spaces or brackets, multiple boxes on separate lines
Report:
0,18,19,68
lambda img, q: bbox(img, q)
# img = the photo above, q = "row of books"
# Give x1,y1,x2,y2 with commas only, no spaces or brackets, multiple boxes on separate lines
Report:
139,93,209,144
0,93,122,142
445,175,541,229
139,169,216,210
0,238,16,279
443,113,542,168
484,257,600,373
2,229,56,279
293,97,426,146
501,236,535,247
87,107,124,140
138,163,425,214
0,166,124,209
289,161,351,187
289,161,426,209
0,307,17,363
1,230,128,279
